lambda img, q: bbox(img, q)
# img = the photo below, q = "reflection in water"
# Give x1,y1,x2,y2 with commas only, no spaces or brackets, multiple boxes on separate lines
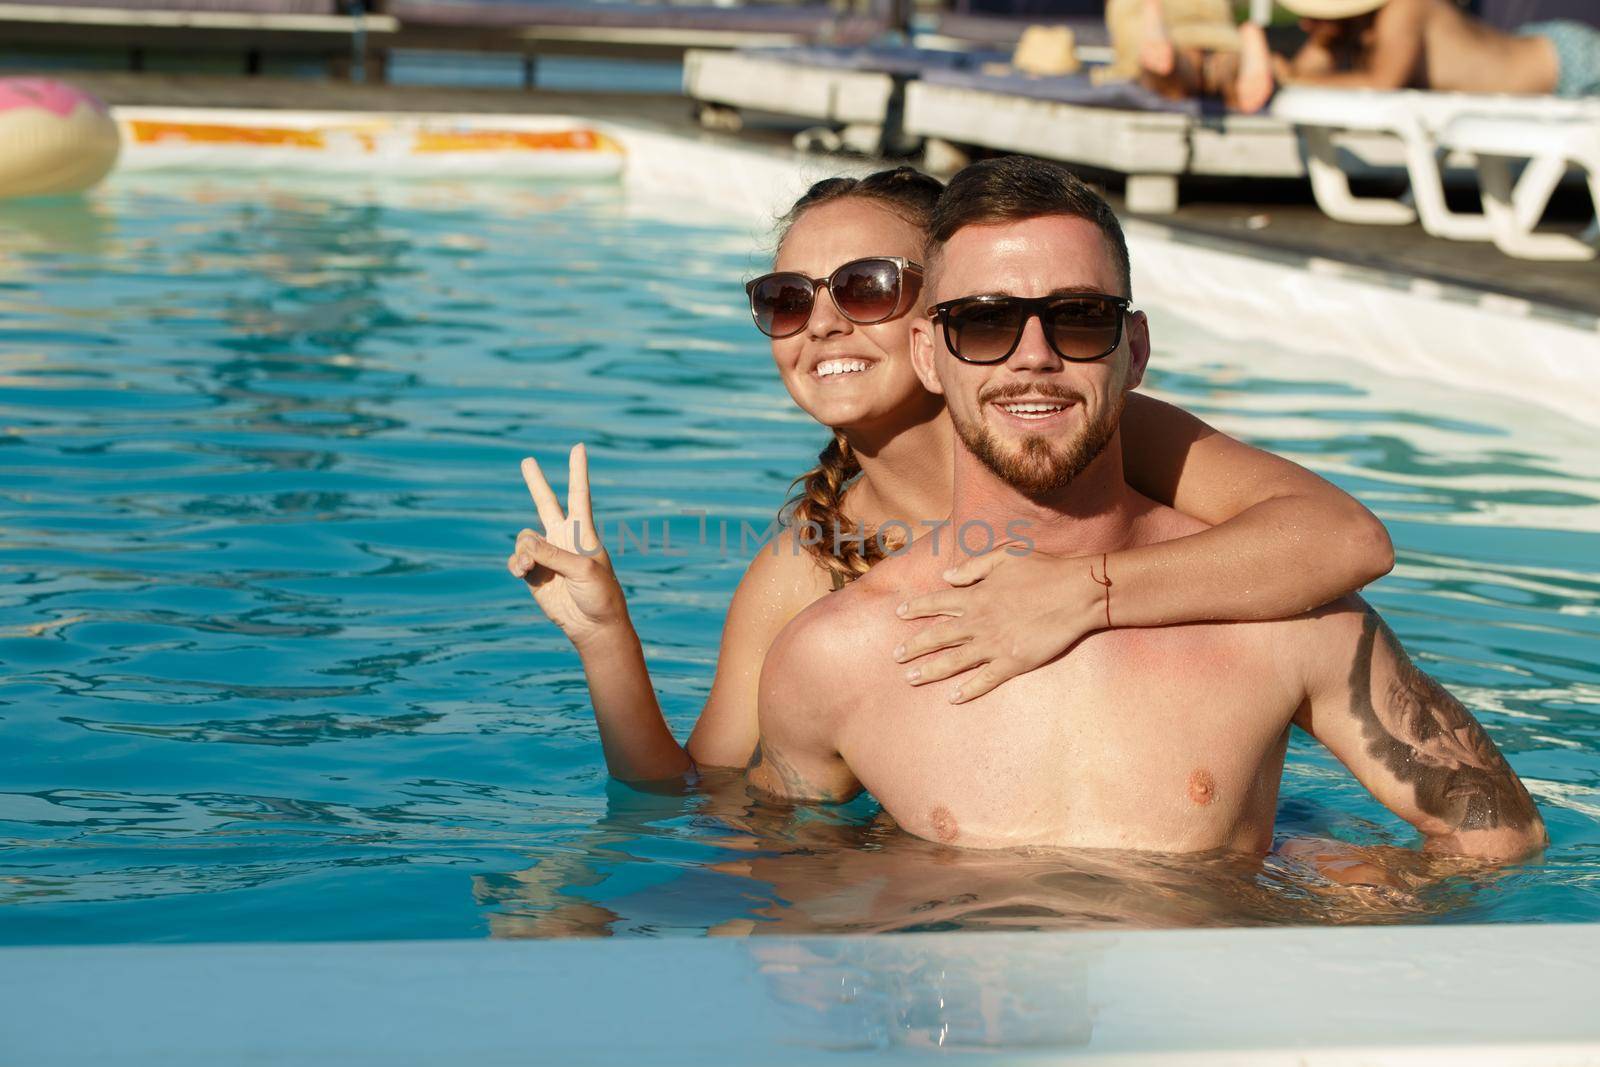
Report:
0,174,1596,944
750,934,1093,1051
474,775,1479,939
0,196,114,256
64,709,442,745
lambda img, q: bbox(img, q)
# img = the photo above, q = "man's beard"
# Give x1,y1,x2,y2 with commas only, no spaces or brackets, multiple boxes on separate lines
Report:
952,386,1124,499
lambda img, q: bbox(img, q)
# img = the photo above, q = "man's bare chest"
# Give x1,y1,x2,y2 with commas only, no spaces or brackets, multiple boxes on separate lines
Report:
838,624,1299,851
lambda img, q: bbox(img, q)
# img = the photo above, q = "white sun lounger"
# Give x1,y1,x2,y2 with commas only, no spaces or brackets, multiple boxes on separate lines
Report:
685,48,896,133
901,75,1405,213
1441,113,1600,261
684,45,1014,155
1271,87,1600,261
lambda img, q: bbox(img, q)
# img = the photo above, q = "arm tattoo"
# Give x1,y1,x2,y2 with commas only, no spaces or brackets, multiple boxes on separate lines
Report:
1348,609,1538,833
745,740,851,804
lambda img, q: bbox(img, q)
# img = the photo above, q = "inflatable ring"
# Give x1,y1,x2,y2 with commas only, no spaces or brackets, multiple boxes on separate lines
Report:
0,79,121,200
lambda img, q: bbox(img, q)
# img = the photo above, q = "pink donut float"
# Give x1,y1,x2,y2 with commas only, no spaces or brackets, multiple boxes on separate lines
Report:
0,78,120,199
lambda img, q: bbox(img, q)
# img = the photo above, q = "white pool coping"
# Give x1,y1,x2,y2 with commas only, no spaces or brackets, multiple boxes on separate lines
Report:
51,106,1600,1064
4,924,1598,1064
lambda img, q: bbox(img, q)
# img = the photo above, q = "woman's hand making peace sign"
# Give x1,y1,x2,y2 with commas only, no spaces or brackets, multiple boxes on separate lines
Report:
508,443,691,782
508,443,628,649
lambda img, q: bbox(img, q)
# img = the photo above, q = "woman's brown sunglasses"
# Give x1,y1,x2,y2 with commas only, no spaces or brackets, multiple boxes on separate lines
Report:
746,256,923,339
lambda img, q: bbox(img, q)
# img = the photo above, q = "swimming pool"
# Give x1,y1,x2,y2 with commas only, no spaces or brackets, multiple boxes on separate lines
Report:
1,166,1597,947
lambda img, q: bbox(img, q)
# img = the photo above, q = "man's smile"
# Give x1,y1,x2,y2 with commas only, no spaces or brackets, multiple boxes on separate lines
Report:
989,396,1077,426
982,385,1084,430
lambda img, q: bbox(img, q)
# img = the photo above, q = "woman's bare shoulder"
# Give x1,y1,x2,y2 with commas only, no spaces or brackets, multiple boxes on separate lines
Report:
733,524,839,615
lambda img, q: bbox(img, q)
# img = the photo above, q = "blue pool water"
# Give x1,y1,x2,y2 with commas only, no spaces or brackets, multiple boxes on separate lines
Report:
1,175,1597,944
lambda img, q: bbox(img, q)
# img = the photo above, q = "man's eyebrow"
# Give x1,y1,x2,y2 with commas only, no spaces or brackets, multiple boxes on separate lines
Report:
957,286,1119,299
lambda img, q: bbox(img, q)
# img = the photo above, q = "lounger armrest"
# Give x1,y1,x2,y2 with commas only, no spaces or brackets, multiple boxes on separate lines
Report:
1440,114,1598,157
1268,87,1418,132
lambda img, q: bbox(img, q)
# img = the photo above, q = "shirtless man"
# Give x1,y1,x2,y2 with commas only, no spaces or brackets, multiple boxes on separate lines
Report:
1140,0,1594,113
748,155,1546,865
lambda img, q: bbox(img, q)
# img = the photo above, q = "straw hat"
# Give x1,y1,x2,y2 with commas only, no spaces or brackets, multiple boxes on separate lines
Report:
1278,0,1386,18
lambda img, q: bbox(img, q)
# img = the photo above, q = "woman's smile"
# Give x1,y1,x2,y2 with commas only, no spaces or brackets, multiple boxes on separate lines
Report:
812,357,879,382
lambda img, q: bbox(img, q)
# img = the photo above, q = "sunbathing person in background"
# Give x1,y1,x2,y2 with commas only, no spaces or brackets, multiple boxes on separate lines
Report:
749,156,1547,867
1100,0,1240,87
1132,0,1261,109
1141,0,1596,112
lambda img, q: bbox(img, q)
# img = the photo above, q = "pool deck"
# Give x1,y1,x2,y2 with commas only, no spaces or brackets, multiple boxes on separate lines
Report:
57,71,1600,321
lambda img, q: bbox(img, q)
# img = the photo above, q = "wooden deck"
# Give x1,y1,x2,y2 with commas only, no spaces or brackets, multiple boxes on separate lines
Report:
22,71,1600,318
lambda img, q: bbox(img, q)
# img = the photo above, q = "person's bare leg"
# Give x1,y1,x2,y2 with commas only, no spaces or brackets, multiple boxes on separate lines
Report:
1204,49,1243,108
1139,0,1175,77
1141,44,1211,100
1235,20,1276,113
1141,43,1243,104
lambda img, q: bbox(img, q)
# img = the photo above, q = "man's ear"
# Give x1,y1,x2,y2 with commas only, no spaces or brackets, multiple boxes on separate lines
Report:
909,318,946,396
1123,309,1151,393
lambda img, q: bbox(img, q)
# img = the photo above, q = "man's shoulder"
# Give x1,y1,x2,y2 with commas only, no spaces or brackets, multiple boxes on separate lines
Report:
1136,594,1373,680
762,555,907,688
781,567,900,650
1248,593,1377,693
756,578,876,738
1126,494,1210,548
1287,594,1375,639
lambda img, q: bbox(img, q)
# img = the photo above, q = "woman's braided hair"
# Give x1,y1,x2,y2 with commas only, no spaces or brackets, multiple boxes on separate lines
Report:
773,167,943,588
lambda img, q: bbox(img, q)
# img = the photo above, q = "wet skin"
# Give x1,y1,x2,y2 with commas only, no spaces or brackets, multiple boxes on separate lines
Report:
749,215,1545,863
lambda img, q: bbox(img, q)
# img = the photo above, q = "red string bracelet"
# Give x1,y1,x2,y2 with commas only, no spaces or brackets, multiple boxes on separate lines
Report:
1088,552,1113,629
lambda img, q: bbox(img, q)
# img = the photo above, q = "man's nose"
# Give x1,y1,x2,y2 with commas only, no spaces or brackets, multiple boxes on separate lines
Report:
806,287,852,339
1006,313,1064,372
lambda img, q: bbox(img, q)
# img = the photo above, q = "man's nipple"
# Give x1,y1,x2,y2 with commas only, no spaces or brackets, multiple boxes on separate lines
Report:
1188,768,1217,806
929,805,960,843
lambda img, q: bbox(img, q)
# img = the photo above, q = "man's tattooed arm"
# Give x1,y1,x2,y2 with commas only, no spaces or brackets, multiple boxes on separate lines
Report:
745,610,863,806
1296,603,1546,862
744,740,859,805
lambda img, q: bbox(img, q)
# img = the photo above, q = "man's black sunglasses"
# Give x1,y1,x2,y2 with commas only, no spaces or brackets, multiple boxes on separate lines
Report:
926,293,1133,365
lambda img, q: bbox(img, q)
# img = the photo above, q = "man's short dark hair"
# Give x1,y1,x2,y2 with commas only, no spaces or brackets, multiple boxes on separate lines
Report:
927,157,1131,298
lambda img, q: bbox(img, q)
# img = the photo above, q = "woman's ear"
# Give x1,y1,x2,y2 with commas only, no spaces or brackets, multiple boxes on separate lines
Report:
909,318,945,396
1123,309,1151,393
